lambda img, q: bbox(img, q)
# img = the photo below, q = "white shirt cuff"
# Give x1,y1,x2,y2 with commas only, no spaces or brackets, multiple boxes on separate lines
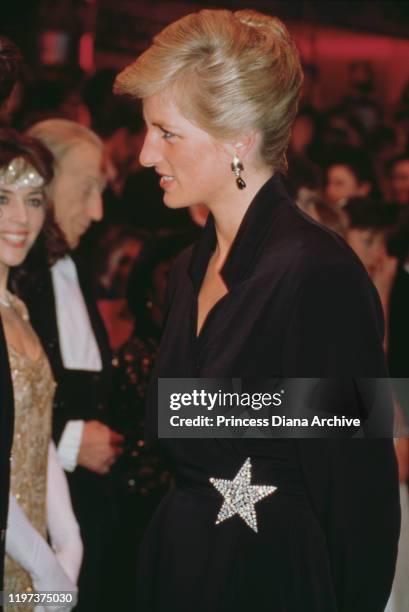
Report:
57,421,85,472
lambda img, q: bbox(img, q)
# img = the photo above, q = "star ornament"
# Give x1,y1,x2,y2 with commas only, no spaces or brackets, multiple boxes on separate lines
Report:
209,457,277,533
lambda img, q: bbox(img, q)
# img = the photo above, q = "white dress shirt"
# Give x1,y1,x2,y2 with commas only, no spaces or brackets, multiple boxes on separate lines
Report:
51,256,102,471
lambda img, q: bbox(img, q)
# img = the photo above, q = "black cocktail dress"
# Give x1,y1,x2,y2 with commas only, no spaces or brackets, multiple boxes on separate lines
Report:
138,175,400,611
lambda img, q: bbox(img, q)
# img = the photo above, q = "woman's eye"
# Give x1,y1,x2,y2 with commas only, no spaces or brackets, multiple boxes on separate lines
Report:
161,129,175,141
0,195,8,205
27,197,44,208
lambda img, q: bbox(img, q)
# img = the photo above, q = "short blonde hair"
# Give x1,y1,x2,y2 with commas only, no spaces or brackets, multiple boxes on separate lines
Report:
115,9,303,172
26,118,102,172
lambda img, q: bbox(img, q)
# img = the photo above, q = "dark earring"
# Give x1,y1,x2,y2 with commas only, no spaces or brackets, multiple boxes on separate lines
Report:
231,154,246,190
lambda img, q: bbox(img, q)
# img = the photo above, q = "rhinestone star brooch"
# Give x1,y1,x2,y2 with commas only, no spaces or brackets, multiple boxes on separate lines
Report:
209,457,277,533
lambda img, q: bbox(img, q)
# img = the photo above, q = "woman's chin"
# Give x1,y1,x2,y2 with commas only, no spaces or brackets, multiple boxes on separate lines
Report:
162,193,188,210
0,247,31,269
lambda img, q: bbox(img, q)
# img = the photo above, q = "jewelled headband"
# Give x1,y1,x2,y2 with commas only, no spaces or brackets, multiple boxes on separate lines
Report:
0,156,44,188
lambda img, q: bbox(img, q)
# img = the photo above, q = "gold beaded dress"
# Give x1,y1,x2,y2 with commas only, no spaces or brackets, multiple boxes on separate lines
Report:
4,295,56,612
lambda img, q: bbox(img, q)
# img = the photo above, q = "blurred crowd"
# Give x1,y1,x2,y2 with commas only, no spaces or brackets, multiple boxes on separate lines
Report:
1,40,409,611
5,60,409,363
285,60,409,380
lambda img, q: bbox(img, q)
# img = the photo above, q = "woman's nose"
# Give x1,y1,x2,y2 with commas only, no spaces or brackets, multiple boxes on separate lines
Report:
139,131,162,168
11,197,29,224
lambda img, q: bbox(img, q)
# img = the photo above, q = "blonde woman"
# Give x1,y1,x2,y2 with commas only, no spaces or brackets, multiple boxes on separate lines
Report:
116,9,399,612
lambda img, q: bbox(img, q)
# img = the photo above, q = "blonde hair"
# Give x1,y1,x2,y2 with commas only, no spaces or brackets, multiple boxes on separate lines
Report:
115,9,303,172
26,118,102,171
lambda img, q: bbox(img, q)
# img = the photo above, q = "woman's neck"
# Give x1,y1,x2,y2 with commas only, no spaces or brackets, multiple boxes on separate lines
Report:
209,168,274,268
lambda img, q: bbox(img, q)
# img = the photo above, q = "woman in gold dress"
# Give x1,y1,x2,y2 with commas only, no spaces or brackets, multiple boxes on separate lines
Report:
0,129,82,612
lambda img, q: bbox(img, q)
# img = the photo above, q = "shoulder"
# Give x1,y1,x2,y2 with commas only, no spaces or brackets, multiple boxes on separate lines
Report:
268,201,372,293
257,201,384,334
283,216,384,336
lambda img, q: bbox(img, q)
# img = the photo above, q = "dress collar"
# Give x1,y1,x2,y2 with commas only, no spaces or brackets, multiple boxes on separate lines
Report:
188,173,291,291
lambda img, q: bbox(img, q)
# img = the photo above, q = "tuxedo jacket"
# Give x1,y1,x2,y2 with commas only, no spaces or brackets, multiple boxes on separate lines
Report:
0,319,13,596
147,174,400,612
16,253,115,519
19,254,113,444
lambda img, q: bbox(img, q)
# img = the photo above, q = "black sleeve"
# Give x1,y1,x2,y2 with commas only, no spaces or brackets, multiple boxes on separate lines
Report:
284,260,400,612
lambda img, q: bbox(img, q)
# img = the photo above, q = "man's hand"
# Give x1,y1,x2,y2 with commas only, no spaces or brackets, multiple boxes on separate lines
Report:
77,420,124,475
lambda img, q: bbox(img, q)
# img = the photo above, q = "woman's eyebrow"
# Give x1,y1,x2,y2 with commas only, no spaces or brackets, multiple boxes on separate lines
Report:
148,120,178,131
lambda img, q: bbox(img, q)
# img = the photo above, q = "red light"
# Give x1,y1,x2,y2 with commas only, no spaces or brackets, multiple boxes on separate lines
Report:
79,33,94,73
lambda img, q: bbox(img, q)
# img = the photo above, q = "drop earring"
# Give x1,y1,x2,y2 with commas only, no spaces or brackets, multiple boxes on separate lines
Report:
231,154,246,190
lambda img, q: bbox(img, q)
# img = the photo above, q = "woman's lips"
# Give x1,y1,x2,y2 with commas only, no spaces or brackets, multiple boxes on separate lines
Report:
0,232,28,248
159,175,175,189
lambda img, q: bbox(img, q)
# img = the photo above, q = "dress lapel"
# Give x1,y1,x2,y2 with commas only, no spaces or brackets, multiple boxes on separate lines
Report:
188,174,292,293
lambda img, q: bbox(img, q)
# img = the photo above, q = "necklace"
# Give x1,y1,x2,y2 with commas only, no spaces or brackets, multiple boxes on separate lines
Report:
0,291,12,308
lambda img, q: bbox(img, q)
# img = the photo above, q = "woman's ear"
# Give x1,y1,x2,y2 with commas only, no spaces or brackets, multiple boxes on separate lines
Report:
221,131,259,162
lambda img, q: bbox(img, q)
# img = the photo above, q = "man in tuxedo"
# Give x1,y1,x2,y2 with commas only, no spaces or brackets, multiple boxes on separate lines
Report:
0,35,21,601
18,119,124,611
